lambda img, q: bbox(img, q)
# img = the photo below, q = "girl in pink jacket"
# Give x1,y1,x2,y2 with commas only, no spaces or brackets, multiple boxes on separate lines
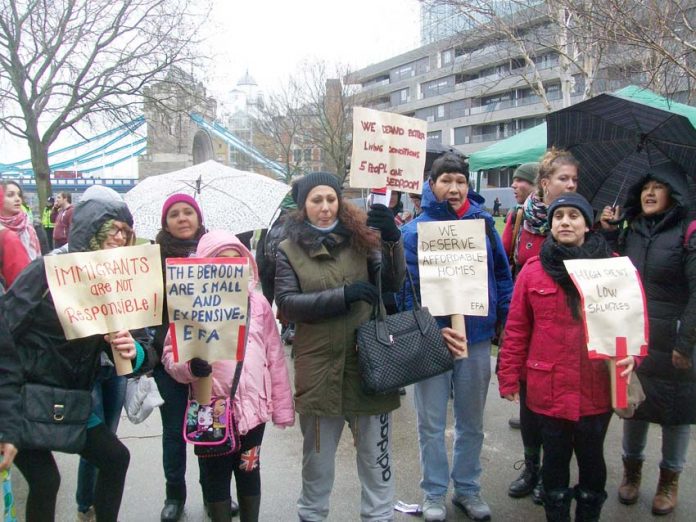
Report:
163,230,295,522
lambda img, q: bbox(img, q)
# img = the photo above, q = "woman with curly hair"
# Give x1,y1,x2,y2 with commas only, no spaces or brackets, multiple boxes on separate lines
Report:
274,172,405,521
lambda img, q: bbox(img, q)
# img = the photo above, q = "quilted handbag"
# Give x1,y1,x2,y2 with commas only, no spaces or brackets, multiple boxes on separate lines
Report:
357,268,453,395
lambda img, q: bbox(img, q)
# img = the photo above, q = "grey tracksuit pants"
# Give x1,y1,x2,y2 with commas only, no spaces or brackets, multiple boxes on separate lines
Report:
297,413,395,521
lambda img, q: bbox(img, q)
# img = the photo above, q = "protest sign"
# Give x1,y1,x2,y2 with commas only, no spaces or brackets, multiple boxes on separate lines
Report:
166,257,249,364
564,256,649,407
349,107,427,194
166,257,250,403
44,243,163,375
418,220,488,357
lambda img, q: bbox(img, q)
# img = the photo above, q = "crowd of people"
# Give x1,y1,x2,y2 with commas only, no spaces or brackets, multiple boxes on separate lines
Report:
0,147,693,522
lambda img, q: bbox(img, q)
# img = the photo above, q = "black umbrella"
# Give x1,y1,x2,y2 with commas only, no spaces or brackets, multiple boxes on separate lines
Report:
546,93,696,211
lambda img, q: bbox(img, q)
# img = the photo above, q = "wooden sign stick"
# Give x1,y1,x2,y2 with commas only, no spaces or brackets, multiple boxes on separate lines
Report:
109,333,133,376
450,314,468,358
609,336,629,409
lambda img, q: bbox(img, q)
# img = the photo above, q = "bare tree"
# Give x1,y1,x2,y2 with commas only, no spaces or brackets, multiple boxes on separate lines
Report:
295,61,358,183
420,0,612,108
0,0,207,205
557,0,696,99
254,61,357,185
253,81,305,184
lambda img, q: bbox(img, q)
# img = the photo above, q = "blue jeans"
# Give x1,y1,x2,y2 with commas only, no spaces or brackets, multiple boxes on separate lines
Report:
622,419,691,472
76,365,126,513
413,340,491,499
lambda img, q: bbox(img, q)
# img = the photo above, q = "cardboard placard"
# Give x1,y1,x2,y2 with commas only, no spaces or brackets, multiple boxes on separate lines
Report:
166,257,249,364
417,220,489,317
44,243,163,340
349,107,427,194
564,257,649,359
564,256,649,408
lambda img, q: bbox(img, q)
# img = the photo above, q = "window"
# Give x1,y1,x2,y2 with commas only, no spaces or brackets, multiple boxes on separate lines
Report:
303,149,312,161
293,149,302,163
391,63,415,82
427,131,442,146
421,76,454,98
441,49,454,66
453,126,469,145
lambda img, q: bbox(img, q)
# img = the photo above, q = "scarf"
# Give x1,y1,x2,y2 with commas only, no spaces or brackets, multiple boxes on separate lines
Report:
0,211,40,260
522,193,549,235
156,228,204,259
539,232,614,320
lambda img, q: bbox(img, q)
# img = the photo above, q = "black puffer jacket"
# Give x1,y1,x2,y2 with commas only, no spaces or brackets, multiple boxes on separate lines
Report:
2,199,137,393
618,173,696,425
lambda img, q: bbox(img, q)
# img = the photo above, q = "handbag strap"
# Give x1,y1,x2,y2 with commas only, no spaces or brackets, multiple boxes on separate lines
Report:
371,260,422,321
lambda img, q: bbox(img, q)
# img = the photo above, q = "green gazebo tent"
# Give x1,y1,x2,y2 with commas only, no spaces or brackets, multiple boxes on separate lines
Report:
467,86,696,173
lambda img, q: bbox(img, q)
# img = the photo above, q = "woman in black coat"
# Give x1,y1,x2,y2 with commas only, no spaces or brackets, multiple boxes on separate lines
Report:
2,198,145,522
602,166,696,516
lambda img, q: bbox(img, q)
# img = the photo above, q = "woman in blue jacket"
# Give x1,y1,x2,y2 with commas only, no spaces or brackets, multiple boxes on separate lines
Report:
398,153,513,522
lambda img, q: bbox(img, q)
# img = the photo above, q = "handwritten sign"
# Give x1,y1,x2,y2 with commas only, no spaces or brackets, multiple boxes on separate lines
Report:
349,107,427,194
564,257,649,359
166,257,249,364
44,243,163,340
417,220,488,317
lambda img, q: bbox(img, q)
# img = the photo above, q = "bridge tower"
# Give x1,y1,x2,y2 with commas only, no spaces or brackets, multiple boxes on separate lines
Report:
138,68,230,179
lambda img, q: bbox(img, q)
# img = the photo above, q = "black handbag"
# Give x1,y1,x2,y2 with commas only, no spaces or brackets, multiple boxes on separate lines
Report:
357,268,454,395
19,383,92,454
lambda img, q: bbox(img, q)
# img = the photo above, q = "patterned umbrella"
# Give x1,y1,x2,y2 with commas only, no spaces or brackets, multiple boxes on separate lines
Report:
547,93,696,210
125,160,290,240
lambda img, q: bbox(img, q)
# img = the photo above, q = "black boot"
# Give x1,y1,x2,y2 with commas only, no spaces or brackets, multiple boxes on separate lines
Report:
532,472,545,505
206,499,240,518
574,486,607,522
543,488,573,522
161,483,186,522
208,499,233,522
508,457,540,498
239,495,261,522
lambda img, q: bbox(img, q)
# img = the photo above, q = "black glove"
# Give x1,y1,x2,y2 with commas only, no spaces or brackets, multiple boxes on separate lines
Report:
344,281,379,306
367,204,401,242
189,357,212,377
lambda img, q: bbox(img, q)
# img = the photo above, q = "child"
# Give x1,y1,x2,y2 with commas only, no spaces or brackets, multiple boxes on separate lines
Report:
163,231,295,522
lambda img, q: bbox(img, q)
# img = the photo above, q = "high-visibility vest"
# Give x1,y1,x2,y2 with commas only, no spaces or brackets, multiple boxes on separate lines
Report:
42,207,55,228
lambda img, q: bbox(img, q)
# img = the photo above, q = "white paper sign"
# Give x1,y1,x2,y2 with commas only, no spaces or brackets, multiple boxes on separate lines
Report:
44,243,163,340
564,256,649,359
417,220,488,317
349,107,427,194
166,257,249,363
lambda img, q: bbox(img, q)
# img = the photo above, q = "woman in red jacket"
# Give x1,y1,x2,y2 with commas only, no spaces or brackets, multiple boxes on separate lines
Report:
499,193,636,522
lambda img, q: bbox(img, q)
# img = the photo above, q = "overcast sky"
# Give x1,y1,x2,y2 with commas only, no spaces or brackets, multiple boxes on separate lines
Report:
1,0,422,165
203,0,422,98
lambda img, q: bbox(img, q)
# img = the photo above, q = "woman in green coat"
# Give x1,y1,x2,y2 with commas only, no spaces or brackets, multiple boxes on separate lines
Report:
275,172,405,522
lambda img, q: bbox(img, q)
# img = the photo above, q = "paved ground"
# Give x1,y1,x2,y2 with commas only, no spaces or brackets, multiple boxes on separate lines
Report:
11,348,696,521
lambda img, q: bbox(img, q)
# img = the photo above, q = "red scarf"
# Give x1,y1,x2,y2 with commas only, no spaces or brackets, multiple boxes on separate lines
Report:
455,199,470,219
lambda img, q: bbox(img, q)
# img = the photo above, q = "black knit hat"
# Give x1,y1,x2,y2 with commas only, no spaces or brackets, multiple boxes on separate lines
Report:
291,172,342,208
548,192,594,227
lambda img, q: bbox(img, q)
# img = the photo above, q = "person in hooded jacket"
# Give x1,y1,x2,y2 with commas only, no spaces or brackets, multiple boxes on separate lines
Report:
2,198,147,522
397,153,513,522
499,192,636,522
274,171,405,522
600,167,696,516
163,230,294,522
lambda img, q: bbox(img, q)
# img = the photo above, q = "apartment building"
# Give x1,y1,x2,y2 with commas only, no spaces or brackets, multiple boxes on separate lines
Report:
348,7,637,188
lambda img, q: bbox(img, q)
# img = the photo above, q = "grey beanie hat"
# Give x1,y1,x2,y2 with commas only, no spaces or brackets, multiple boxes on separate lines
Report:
548,192,594,227
513,162,539,184
292,172,342,208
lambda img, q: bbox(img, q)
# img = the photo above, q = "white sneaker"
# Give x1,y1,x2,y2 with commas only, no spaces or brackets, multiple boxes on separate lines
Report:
422,496,447,521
